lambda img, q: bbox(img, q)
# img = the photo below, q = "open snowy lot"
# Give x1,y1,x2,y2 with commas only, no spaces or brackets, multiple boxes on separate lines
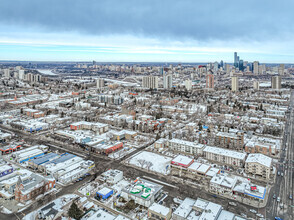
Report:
128,151,172,175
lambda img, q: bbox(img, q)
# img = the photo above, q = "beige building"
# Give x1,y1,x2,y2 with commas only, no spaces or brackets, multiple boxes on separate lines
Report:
253,80,259,90
142,76,158,89
203,146,246,167
231,76,238,91
96,78,105,88
253,61,259,75
245,153,273,179
168,139,205,155
278,64,285,75
184,79,192,90
271,75,281,90
148,203,172,220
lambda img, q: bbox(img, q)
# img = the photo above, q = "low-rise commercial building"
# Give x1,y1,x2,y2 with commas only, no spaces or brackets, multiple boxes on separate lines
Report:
121,178,163,208
148,203,172,220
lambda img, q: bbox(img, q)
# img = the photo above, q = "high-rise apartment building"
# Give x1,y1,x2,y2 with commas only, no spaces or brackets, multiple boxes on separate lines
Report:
220,60,224,68
278,64,285,75
253,80,259,90
234,52,238,68
271,76,281,90
163,74,173,89
231,76,239,91
97,78,105,88
18,70,25,80
213,61,218,73
206,74,214,89
3,69,10,78
239,60,244,71
142,76,158,89
225,64,230,74
184,79,192,90
253,61,259,75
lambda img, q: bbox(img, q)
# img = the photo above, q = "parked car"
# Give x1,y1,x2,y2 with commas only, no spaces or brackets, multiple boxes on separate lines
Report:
289,194,293,200
250,209,257,214
275,217,283,220
277,171,280,176
281,173,284,177
273,194,276,199
241,213,247,218
256,213,264,218
277,197,281,202
228,202,237,206
280,203,284,209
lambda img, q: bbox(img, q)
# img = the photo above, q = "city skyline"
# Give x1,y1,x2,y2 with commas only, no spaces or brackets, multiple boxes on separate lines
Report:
1,0,294,62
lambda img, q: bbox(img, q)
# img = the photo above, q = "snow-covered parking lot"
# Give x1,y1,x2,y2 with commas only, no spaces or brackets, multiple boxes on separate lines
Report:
128,151,172,175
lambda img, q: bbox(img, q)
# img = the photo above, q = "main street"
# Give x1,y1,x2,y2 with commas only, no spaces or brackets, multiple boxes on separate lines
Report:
266,89,294,220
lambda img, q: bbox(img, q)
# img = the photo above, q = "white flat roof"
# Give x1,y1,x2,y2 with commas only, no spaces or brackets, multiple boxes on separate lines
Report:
204,146,246,160
172,155,193,166
246,153,272,168
149,203,170,216
173,198,195,218
217,210,235,220
98,187,113,195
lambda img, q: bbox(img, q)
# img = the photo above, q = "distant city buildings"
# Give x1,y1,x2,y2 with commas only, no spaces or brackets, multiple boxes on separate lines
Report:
234,52,239,68
278,64,285,75
4,68,10,78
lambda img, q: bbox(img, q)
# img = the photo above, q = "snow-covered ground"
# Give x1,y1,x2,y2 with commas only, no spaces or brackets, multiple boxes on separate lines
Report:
128,151,172,175
37,69,57,76
1,207,12,214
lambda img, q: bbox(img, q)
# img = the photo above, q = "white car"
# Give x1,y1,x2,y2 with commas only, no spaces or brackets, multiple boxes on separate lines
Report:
250,209,257,214
241,213,247,218
277,197,281,202
256,213,264,218
228,202,237,206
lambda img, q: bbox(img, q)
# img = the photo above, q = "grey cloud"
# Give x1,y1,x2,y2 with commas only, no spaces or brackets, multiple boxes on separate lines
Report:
0,0,293,42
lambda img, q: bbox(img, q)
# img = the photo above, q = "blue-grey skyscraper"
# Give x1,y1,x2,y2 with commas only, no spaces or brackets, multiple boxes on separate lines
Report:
239,60,244,71
234,52,238,67
220,60,224,68
234,52,240,68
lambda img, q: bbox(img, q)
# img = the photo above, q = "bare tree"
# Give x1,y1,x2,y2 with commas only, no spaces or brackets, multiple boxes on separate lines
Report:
137,159,146,168
145,161,153,171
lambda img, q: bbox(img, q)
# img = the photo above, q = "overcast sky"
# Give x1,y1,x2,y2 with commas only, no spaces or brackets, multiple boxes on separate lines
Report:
0,0,294,63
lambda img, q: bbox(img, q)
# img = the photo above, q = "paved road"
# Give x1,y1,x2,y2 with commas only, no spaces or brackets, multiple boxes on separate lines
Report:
266,89,294,220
